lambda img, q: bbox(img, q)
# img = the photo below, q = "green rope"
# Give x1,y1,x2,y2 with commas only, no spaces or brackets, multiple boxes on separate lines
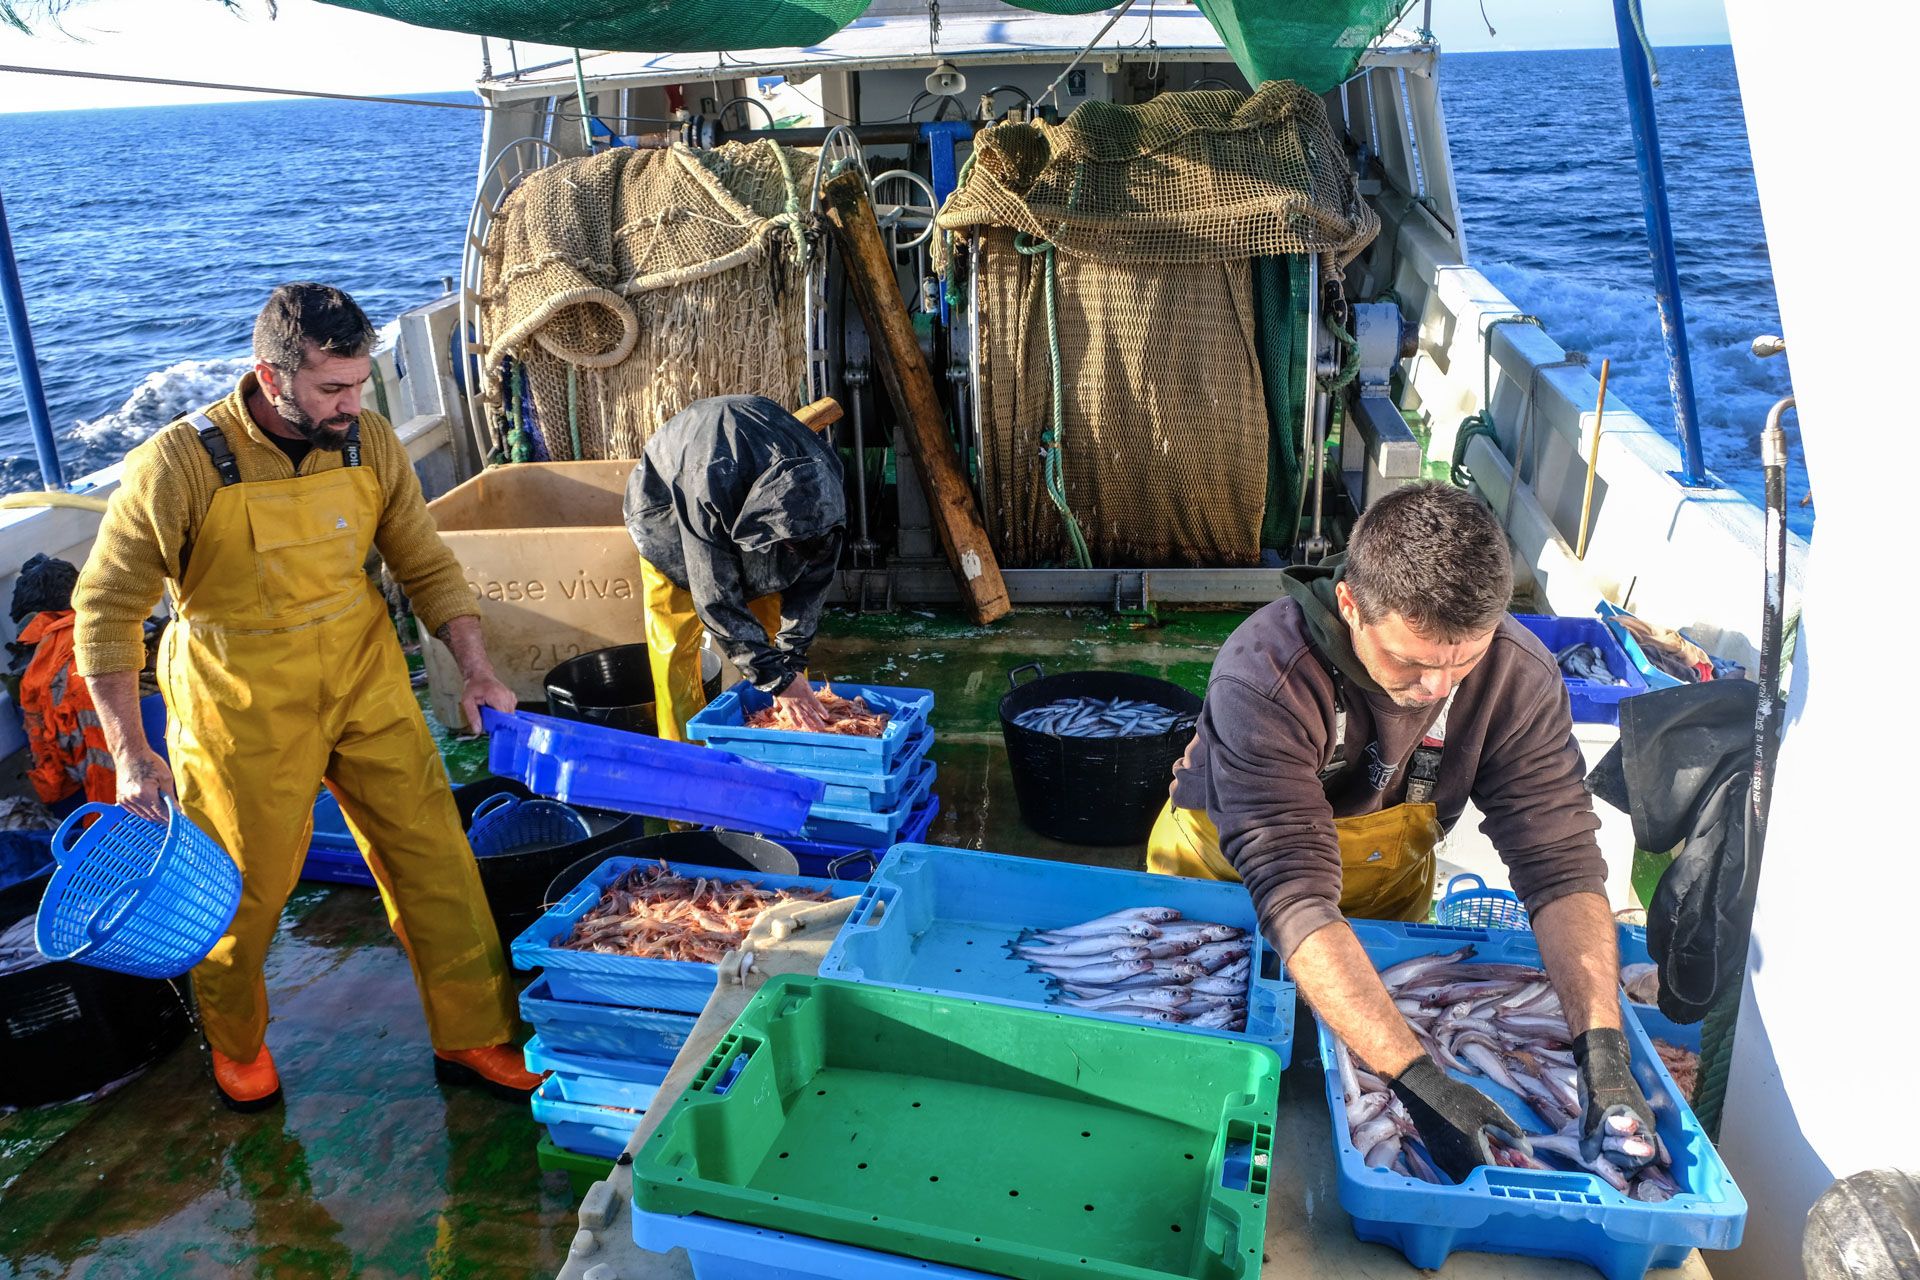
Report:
566,364,583,462
508,361,533,463
1627,0,1662,88
1013,231,1092,569
1323,311,1361,394
368,359,392,421
1692,981,1740,1141
1449,314,1543,487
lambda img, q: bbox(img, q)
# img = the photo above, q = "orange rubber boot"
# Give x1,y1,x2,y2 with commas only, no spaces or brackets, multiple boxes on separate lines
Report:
433,1044,546,1101
211,1045,283,1112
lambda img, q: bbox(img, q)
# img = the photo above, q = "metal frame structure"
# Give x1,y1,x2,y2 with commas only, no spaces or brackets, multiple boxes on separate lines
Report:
458,135,565,467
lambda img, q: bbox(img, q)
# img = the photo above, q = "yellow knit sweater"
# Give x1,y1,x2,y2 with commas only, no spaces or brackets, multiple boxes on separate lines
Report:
72,373,478,677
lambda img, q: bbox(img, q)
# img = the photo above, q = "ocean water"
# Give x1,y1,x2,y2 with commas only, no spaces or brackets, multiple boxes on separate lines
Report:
0,94,479,493
1440,45,1806,533
1,49,1803,530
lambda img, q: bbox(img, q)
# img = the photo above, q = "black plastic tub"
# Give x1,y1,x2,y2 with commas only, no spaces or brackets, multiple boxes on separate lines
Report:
542,830,800,911
543,644,724,735
452,778,649,944
997,664,1202,846
1,834,190,1109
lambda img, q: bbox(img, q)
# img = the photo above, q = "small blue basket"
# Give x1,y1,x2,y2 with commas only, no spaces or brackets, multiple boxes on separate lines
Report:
1435,873,1530,930
35,800,242,979
465,793,591,860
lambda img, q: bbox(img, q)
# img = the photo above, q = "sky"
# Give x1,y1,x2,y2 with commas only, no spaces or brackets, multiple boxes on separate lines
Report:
0,0,1733,115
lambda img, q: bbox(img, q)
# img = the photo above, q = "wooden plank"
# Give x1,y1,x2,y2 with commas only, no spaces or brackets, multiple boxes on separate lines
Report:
822,170,1011,625
792,396,844,433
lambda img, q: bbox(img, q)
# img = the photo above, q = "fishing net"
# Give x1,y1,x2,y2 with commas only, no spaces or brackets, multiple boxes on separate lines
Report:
938,82,1378,268
478,141,811,462
945,85,1377,567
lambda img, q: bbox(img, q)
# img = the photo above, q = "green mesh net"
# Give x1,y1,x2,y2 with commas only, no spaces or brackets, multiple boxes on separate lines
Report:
1196,0,1408,91
315,0,1404,90
319,0,874,50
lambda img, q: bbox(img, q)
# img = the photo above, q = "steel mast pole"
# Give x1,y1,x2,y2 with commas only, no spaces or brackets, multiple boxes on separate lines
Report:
1612,0,1706,486
0,184,63,491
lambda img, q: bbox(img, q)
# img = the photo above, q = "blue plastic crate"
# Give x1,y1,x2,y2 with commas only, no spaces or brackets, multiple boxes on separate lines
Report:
1616,924,1699,1052
510,857,844,1010
792,728,934,809
519,974,698,1064
1315,920,1744,1280
686,681,933,774
532,1071,664,1161
794,762,936,847
773,795,941,881
302,791,375,886
818,844,1296,1066
1511,614,1649,725
632,1205,993,1280
525,1035,672,1105
483,707,824,834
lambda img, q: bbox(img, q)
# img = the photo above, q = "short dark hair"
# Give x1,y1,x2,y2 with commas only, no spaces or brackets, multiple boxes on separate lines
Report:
252,283,375,374
1344,482,1512,639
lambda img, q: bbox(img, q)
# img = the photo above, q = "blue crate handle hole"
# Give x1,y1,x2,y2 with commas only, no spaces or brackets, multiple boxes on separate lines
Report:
470,793,519,823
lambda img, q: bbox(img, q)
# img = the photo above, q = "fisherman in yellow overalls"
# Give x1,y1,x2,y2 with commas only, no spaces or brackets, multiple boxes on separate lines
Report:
72,284,540,1112
622,395,847,741
1150,482,1654,1185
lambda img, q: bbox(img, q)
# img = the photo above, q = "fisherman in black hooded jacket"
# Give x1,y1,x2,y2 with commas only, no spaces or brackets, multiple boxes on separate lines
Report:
623,395,846,740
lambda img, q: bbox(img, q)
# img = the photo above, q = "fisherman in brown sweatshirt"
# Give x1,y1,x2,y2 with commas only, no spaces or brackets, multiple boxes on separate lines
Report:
1152,482,1653,1184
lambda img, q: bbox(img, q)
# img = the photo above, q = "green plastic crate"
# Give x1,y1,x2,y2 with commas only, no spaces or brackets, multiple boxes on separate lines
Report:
537,1135,616,1200
632,975,1278,1280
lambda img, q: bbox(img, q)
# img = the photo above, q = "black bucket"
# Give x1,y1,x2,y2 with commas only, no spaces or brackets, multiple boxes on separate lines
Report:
998,664,1202,846
1,845,190,1108
543,830,800,911
543,644,724,735
453,777,650,944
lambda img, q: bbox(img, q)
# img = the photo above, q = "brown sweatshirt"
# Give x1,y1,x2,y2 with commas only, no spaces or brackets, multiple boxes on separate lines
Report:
1170,592,1605,962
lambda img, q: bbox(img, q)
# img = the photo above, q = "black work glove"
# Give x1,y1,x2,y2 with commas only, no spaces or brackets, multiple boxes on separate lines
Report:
1389,1055,1533,1184
1573,1027,1659,1170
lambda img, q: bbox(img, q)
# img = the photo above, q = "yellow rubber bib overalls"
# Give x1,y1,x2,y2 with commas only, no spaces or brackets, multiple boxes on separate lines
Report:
637,558,783,743
165,415,514,1062
1147,690,1454,924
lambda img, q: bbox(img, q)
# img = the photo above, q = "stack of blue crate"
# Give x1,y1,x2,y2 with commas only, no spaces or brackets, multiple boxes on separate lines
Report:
685,680,939,878
518,973,696,1160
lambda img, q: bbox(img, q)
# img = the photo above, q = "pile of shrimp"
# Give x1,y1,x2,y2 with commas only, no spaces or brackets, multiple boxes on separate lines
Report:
744,685,890,736
560,861,833,962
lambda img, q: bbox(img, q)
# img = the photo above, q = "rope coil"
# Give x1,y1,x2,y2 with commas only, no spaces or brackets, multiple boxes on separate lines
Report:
1014,232,1093,569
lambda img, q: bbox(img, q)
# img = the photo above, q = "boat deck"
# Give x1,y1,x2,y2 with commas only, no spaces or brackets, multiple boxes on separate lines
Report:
0,606,1678,1278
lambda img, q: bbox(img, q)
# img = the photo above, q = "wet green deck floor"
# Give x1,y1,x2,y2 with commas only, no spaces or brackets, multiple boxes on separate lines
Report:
0,607,1241,1279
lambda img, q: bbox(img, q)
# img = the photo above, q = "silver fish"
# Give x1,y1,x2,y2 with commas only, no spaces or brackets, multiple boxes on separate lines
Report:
1190,973,1248,997
1064,987,1189,1011
1034,958,1153,986
1379,945,1478,988
1188,1004,1246,1031
1017,927,1164,959
1186,941,1251,973
1031,907,1181,940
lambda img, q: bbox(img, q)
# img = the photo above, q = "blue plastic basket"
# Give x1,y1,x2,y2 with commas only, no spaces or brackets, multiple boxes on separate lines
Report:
465,793,591,860
511,856,844,1010
771,795,941,881
520,974,699,1064
819,844,1296,1065
686,681,934,774
484,708,824,833
1315,920,1744,1280
35,800,243,979
1510,614,1649,725
1435,873,1530,930
632,1206,993,1280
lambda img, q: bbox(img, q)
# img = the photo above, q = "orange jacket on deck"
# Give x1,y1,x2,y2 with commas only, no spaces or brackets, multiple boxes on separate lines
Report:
18,609,117,806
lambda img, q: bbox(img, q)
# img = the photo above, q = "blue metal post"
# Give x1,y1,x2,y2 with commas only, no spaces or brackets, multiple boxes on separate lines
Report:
0,184,64,491
1613,0,1706,486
